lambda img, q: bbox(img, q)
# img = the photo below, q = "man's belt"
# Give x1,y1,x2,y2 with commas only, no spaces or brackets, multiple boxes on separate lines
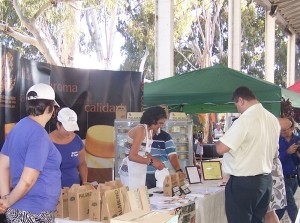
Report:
285,174,297,179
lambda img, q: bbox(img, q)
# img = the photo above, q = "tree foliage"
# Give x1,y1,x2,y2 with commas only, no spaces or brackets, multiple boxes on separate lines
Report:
1,0,299,85
0,0,124,69
118,0,226,81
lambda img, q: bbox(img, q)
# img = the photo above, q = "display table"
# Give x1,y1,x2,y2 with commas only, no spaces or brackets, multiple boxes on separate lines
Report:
55,218,95,223
150,192,195,223
55,180,227,223
187,180,227,223
150,180,227,223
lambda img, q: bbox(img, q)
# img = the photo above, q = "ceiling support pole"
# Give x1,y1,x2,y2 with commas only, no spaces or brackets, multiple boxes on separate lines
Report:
265,11,276,83
287,33,296,87
228,0,241,71
155,0,174,80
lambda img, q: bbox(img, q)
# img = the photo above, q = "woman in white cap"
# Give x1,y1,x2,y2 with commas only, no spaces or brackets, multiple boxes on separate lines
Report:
0,83,61,222
49,107,87,188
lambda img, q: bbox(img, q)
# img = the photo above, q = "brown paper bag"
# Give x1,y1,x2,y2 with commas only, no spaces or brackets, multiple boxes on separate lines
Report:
68,184,94,221
114,179,123,188
89,187,101,221
163,176,172,197
170,173,179,187
119,186,131,214
102,188,123,221
55,187,69,218
178,172,185,187
170,173,182,196
105,181,119,189
127,188,143,211
99,186,114,222
138,187,151,212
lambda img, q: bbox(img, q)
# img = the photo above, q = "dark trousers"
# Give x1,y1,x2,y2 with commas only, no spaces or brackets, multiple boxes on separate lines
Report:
225,174,272,223
275,177,298,223
0,214,6,223
146,174,156,189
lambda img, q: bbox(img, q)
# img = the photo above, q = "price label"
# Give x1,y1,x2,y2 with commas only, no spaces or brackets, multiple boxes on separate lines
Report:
171,126,181,133
169,112,187,120
127,112,143,120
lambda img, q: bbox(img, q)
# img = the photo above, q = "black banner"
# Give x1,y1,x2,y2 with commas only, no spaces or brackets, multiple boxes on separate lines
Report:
0,46,143,169
1,46,20,147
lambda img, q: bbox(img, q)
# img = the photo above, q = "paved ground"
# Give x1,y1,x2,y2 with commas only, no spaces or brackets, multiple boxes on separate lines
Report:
280,187,300,223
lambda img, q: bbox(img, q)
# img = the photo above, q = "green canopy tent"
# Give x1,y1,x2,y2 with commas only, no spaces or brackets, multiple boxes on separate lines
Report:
144,64,300,116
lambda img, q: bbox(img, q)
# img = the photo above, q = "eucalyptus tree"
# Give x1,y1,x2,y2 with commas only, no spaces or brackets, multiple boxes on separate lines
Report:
118,0,225,79
0,0,124,69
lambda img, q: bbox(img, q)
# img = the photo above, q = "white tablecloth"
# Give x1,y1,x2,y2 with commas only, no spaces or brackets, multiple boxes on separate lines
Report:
55,180,227,223
55,218,95,223
150,192,196,223
150,180,227,223
187,180,227,223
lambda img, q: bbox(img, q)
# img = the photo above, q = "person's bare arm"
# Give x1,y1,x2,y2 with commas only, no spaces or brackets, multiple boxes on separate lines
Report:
78,148,88,183
2,167,40,208
0,154,11,198
216,140,230,155
128,126,150,164
169,154,181,172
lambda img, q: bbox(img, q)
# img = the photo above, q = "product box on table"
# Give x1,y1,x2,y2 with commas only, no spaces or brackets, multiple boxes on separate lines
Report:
116,106,127,119
110,210,178,223
68,184,94,221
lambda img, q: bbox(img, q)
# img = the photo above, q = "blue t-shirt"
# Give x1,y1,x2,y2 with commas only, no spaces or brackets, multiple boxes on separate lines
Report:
278,134,300,176
54,134,84,188
1,117,62,214
147,130,176,174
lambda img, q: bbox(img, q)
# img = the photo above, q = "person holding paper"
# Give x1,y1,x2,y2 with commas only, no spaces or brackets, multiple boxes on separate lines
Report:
119,106,166,189
49,107,87,187
213,123,224,139
146,129,184,189
216,86,280,223
275,117,300,222
0,83,62,222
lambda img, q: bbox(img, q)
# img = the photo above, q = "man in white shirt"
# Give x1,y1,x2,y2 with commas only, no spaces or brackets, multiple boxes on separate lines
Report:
213,123,224,139
216,86,280,223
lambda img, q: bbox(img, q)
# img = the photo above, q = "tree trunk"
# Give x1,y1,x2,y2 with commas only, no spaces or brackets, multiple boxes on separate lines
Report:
59,2,82,67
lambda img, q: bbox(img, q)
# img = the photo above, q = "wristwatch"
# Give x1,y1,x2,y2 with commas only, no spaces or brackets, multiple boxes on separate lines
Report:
2,194,9,199
148,158,153,166
176,168,183,173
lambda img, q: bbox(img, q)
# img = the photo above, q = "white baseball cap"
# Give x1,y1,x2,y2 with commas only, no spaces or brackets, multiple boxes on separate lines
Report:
57,107,79,131
26,83,59,106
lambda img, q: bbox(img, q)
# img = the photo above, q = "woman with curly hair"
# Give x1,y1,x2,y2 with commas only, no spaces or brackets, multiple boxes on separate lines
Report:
119,106,167,189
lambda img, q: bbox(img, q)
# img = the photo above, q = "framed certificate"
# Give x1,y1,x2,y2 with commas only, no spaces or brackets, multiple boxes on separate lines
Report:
185,166,201,184
201,161,222,180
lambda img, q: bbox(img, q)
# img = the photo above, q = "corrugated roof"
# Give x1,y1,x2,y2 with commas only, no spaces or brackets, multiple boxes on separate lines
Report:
255,0,300,38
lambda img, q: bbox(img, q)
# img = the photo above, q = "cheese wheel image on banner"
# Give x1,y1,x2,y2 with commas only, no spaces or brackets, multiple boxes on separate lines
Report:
85,125,114,158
